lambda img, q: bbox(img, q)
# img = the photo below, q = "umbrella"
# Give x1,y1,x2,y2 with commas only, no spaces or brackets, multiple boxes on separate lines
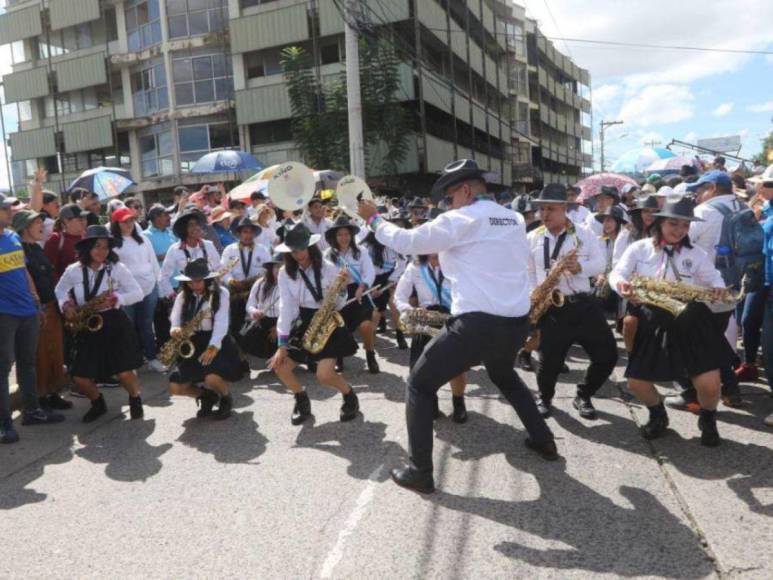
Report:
66,167,135,201
190,150,264,174
645,156,701,174
611,147,675,175
576,173,639,203
228,175,269,202
255,164,283,181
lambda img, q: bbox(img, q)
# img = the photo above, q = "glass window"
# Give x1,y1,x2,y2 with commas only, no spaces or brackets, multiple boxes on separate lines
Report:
179,126,209,152
126,0,161,51
168,15,188,37
139,125,174,177
193,56,213,80
175,83,194,106
172,52,232,107
131,60,169,116
178,122,232,171
194,80,214,103
167,0,227,39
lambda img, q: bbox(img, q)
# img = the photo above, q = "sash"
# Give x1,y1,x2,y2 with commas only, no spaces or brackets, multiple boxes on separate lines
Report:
420,265,451,309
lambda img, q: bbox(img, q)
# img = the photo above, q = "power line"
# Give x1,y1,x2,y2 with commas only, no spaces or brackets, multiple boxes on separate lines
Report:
538,0,573,58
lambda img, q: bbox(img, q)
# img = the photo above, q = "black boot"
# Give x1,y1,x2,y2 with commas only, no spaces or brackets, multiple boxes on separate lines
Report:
640,402,669,440
525,438,559,461
391,466,435,494
212,394,233,421
335,357,345,373
340,388,359,422
128,395,144,420
366,350,380,374
452,396,468,424
82,394,107,423
698,409,721,447
572,389,597,419
378,318,387,333
40,393,73,410
291,391,311,425
396,329,408,350
196,389,219,418
517,350,534,371
535,396,552,418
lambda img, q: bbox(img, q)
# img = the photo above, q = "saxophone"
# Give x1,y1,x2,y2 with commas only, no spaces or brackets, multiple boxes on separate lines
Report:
399,309,450,337
302,268,348,354
158,306,209,367
630,275,745,317
230,275,261,301
65,278,114,334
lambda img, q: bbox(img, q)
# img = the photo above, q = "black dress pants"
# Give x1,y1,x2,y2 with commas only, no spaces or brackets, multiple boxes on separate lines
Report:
536,297,618,403
407,312,554,474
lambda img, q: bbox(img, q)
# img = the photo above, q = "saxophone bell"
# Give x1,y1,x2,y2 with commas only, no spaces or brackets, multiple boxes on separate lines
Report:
178,339,196,359
550,288,565,308
86,313,104,333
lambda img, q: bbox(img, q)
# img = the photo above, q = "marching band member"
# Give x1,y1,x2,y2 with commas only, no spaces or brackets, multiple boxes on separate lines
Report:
566,185,591,225
268,223,360,425
159,210,221,299
593,205,628,313
585,185,623,236
303,195,334,252
242,253,282,360
54,226,145,423
613,195,659,263
358,159,556,494
323,215,380,374
528,184,618,420
254,203,278,251
167,258,244,420
395,253,467,423
514,193,542,232
221,218,270,339
609,196,728,447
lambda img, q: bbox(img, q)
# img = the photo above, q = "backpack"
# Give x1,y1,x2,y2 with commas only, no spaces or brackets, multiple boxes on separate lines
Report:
708,199,764,291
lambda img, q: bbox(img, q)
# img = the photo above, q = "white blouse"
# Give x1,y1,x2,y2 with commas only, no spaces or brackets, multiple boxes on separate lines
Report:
608,238,725,294
55,261,143,310
169,286,230,349
394,261,451,312
221,242,270,283
113,234,160,296
323,246,375,288
158,239,221,297
246,278,280,319
365,242,407,282
276,260,347,338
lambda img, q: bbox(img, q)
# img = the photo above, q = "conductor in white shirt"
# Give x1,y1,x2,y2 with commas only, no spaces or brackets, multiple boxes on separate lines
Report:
358,159,557,494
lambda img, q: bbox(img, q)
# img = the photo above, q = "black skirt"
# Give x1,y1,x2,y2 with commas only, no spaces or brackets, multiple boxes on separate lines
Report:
288,307,358,364
372,272,393,312
340,283,374,331
625,302,726,382
169,331,245,384
241,316,278,359
70,309,143,379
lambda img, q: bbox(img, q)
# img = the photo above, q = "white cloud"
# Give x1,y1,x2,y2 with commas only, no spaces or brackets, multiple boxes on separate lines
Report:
683,131,699,143
747,101,773,113
617,84,694,128
591,84,621,117
712,102,734,117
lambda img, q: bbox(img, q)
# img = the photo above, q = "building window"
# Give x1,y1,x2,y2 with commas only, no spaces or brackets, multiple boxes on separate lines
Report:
17,101,33,123
131,60,169,116
249,119,292,146
167,0,227,39
173,53,233,106
319,38,342,65
126,0,162,52
38,23,95,58
139,124,174,177
44,88,100,118
178,122,233,170
244,48,283,79
240,0,279,8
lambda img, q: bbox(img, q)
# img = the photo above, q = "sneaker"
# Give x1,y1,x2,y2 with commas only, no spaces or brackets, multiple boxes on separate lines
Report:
698,410,721,447
664,390,701,414
40,393,73,410
340,389,359,422
128,396,144,420
82,394,108,423
147,359,167,373
535,397,552,418
516,350,534,372
196,389,220,419
1,418,20,444
22,408,65,426
291,391,311,425
572,395,597,420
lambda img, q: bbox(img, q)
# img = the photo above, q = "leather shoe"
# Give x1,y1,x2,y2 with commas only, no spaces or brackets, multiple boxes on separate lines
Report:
535,397,552,418
291,391,312,425
572,395,597,419
516,350,534,371
524,438,559,461
390,466,435,494
452,396,467,423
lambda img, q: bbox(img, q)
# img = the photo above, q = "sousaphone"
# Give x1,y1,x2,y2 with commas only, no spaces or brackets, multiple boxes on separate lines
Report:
336,175,374,218
268,162,316,211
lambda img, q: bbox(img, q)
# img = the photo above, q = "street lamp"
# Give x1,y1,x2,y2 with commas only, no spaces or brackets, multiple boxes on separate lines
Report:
600,119,624,173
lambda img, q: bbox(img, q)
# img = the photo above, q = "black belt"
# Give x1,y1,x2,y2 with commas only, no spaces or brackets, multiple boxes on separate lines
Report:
564,292,591,304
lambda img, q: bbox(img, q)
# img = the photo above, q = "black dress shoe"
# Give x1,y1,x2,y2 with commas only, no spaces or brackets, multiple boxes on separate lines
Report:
396,329,408,350
698,410,721,447
572,395,597,419
524,438,559,461
391,466,435,493
517,350,534,372
291,391,311,425
452,396,467,424
40,393,73,410
366,350,380,374
82,394,107,423
535,397,552,418
340,389,359,422
128,395,144,420
640,403,669,440
196,389,220,418
212,394,233,421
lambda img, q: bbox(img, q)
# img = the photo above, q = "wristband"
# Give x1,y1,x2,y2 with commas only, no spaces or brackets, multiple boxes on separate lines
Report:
277,335,289,347
367,214,383,229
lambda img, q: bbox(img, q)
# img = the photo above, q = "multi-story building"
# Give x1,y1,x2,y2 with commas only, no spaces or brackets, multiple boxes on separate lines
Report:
1,0,591,198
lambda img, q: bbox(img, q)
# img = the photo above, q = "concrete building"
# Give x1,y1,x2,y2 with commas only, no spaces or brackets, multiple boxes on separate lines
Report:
1,0,591,198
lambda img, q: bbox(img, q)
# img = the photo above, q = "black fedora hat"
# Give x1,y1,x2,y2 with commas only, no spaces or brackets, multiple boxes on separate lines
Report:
387,209,412,227
430,159,492,202
653,195,704,222
172,210,206,239
532,183,569,204
514,193,535,214
263,252,283,267
75,225,115,252
234,217,262,235
324,215,361,246
407,197,428,210
275,222,321,253
175,258,218,282
595,185,621,204
628,195,660,213
594,205,629,225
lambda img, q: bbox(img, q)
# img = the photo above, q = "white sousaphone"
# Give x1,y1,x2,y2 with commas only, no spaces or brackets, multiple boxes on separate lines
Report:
336,175,374,218
267,161,316,211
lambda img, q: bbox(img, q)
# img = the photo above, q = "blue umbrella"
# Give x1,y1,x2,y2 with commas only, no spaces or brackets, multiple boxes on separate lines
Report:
66,167,136,201
611,147,676,175
191,150,265,174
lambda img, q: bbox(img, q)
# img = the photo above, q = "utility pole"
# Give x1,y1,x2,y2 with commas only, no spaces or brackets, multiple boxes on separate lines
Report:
600,119,623,172
344,0,366,178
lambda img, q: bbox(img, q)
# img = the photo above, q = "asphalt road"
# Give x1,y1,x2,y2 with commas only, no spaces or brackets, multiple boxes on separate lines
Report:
1,332,772,579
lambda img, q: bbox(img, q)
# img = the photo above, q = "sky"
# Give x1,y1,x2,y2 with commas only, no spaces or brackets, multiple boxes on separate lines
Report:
1,1,773,190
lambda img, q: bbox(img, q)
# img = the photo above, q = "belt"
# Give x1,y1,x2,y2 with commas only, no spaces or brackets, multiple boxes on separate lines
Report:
564,292,590,304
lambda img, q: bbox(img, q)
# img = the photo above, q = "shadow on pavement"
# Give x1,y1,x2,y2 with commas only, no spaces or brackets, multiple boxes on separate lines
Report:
0,441,74,510
178,410,268,464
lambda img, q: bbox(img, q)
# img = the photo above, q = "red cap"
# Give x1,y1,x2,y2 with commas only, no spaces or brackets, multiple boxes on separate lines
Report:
111,207,138,223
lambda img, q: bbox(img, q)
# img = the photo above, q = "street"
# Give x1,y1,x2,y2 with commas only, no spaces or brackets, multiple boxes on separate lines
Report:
1,335,772,579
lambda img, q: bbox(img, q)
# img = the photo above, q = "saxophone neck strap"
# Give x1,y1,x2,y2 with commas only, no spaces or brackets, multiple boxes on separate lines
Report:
82,265,108,302
299,267,323,303
543,231,568,271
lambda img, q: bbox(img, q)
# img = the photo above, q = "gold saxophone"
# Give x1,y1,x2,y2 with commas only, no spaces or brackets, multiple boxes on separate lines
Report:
158,307,209,367
230,275,261,301
630,275,745,317
65,278,114,334
302,268,348,354
399,308,450,337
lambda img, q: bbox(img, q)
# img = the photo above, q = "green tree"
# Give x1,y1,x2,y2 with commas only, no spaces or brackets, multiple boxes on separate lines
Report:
754,131,773,166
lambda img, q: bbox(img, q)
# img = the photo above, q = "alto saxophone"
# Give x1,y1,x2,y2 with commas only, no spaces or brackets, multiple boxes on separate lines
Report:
65,277,114,334
158,306,209,367
302,268,348,354
630,275,746,317
230,275,261,301
399,308,450,337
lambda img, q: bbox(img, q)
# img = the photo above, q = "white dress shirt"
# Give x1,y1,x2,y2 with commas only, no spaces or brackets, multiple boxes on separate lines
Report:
324,246,376,287
690,194,742,263
246,279,280,319
221,242,270,283
527,220,606,296
276,260,347,338
373,199,531,317
365,243,407,283
158,239,221,297
394,261,450,312
585,204,629,236
609,238,725,294
567,204,591,225
113,234,161,297
303,215,333,251
169,286,230,349
55,261,143,310
613,229,632,265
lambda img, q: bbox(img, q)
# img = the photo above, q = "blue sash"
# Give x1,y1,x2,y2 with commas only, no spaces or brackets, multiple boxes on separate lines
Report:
420,265,451,309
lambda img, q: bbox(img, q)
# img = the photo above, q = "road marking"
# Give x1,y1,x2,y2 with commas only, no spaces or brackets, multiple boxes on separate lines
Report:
319,463,386,578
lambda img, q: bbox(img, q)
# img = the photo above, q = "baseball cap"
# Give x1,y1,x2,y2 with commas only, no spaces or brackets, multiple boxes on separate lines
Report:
12,209,42,232
111,207,138,223
686,170,732,192
59,203,83,220
147,204,172,221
